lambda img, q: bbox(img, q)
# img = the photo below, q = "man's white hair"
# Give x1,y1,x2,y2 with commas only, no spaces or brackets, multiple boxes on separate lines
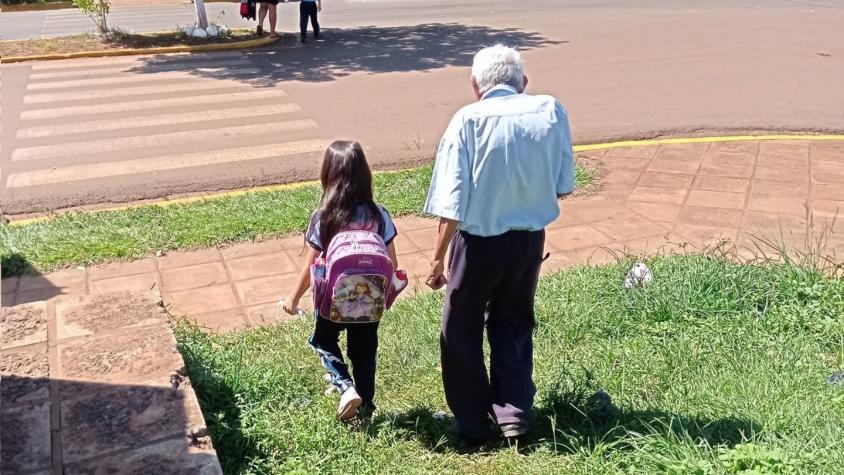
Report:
471,45,525,94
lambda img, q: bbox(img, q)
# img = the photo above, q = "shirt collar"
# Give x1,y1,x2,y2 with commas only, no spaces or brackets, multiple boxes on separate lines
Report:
481,84,519,100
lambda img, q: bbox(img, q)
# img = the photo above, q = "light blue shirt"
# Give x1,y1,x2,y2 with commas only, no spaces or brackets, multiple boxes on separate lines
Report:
424,85,575,237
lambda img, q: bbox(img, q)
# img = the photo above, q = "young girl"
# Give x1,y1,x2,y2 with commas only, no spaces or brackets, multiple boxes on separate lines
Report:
282,140,399,422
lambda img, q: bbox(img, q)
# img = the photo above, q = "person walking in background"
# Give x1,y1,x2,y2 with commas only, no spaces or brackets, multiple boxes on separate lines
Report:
300,0,321,43
425,45,575,443
256,0,279,37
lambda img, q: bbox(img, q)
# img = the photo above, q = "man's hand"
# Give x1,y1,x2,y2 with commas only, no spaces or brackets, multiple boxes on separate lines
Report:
426,259,448,290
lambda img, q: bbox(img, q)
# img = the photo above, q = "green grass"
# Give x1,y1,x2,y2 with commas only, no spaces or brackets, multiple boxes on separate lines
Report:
176,255,844,474
0,164,591,277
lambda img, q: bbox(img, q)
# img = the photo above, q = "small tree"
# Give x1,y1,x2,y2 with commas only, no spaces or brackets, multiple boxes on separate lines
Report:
72,0,111,35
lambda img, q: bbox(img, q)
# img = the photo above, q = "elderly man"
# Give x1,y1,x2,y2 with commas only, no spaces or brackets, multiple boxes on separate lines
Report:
424,45,575,442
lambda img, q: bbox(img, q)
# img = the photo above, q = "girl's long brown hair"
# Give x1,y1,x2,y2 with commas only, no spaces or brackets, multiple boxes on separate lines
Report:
317,140,384,247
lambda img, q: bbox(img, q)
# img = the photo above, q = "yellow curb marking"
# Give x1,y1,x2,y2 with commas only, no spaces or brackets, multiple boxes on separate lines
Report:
1,35,279,64
7,134,844,227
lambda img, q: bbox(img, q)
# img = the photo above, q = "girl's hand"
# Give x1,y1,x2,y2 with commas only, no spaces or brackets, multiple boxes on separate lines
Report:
282,296,300,315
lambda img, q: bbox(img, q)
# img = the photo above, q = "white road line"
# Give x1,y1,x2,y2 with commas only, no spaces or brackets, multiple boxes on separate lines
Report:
17,103,302,138
29,51,244,70
27,68,262,90
28,59,251,80
7,139,327,188
20,88,288,120
11,120,318,161
24,80,248,104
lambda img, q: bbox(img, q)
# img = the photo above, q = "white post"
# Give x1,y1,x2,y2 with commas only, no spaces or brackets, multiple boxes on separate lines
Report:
194,0,209,29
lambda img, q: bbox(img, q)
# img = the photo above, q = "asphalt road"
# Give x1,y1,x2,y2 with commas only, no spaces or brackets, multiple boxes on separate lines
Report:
1,0,843,214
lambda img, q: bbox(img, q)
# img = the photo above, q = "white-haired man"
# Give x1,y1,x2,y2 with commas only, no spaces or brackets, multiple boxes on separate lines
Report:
424,45,575,442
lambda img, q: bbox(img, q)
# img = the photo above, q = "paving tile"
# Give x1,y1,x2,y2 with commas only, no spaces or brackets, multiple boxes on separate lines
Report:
2,277,18,294
225,252,297,282
56,325,182,390
603,182,637,200
709,141,759,154
611,233,689,257
698,152,755,178
2,293,13,307
684,190,746,210
628,186,688,204
65,436,222,475
812,159,844,184
61,385,206,464
811,142,844,161
167,284,239,316
740,231,809,256
539,251,576,275
1,350,50,406
1,301,48,350
404,227,437,251
158,248,221,270
638,171,694,188
14,287,73,306
693,175,750,193
0,403,52,473
673,224,738,248
245,302,307,327
561,246,616,266
754,165,809,183
563,199,629,223
89,272,159,295
679,206,743,228
604,169,642,185
161,262,229,292
234,273,299,306
591,215,668,241
188,308,251,333
747,196,807,216
758,141,809,159
744,211,807,234
548,205,583,228
626,202,683,222
220,239,285,260
605,145,659,159
813,184,844,201
55,290,166,340
653,143,709,161
545,224,614,251
18,267,86,293
647,158,701,174
396,232,424,254
813,200,844,218
751,179,809,199
606,156,651,171
89,258,157,281
395,215,438,232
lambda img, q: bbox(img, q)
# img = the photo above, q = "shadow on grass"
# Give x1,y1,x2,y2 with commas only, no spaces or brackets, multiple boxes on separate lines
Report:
1,253,63,305
378,373,758,455
132,23,566,84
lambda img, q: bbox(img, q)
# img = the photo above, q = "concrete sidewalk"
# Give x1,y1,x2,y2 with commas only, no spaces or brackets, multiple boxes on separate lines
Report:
3,139,844,472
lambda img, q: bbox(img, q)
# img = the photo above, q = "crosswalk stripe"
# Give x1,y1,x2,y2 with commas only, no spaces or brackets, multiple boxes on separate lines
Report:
29,51,244,70
27,68,262,90
7,139,327,188
17,103,302,139
28,59,251,81
20,88,288,120
12,120,318,161
24,80,247,104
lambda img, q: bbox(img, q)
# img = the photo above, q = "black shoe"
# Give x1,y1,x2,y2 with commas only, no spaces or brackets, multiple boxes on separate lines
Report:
300,37,307,43
314,33,322,40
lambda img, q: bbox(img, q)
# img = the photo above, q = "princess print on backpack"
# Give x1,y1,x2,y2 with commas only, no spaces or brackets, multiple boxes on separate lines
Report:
282,140,407,423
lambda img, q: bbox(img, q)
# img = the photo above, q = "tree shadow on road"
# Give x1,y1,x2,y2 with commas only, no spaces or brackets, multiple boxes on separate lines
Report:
132,22,566,84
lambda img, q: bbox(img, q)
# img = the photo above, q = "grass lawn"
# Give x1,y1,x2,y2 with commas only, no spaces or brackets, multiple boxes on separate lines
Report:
0,164,592,277
176,255,844,474
0,28,261,58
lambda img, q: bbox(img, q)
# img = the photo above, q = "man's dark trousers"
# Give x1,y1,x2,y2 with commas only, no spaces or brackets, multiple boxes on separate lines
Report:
441,229,545,438
299,1,319,40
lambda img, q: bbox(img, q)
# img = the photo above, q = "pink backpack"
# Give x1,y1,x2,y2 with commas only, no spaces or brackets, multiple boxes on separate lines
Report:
311,230,403,323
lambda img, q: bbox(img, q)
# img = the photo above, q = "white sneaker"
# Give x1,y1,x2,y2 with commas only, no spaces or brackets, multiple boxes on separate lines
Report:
337,386,363,422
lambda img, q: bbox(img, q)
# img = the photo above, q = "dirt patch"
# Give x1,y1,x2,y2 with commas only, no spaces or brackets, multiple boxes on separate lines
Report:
574,150,608,198
0,351,50,405
58,290,166,337
0,29,261,58
0,1,72,12
1,302,48,349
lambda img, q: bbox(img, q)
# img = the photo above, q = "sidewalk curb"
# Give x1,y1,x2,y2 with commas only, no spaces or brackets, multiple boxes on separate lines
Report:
1,35,279,63
6,133,844,227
